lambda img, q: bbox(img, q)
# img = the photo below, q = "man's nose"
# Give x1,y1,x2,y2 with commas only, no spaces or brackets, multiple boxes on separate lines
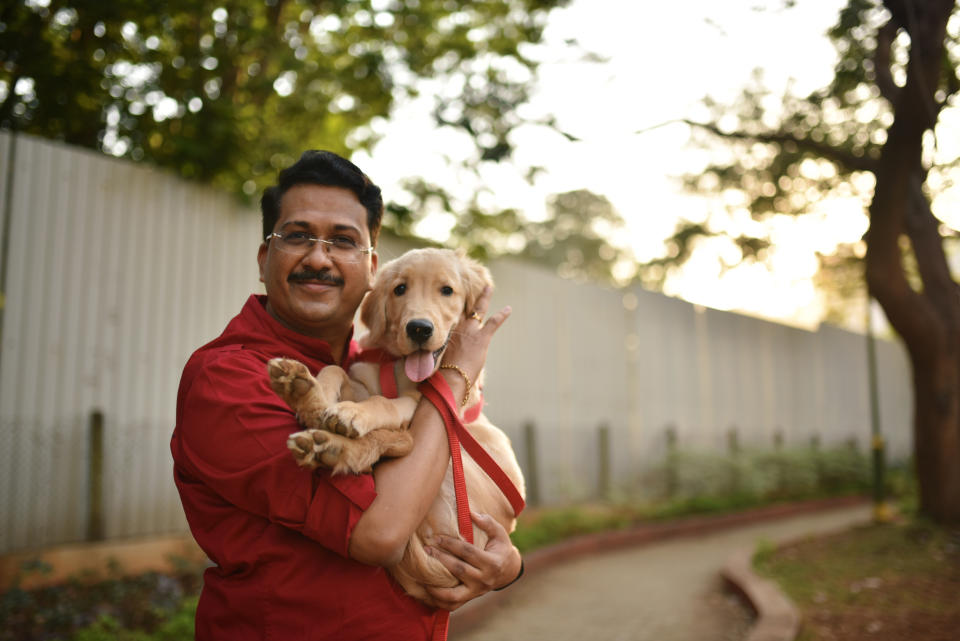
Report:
406,319,434,345
301,240,335,267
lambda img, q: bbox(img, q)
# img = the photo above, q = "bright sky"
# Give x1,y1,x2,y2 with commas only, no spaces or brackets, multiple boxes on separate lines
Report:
354,1,880,329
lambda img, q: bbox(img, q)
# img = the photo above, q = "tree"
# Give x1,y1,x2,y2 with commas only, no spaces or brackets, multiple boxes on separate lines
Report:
676,0,960,523
519,189,637,284
386,181,638,285
0,0,570,197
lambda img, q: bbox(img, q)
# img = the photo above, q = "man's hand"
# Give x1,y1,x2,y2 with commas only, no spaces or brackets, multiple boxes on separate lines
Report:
423,512,523,611
441,286,511,385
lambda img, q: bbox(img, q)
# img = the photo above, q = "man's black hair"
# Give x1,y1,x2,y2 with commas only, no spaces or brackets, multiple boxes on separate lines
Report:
260,150,384,245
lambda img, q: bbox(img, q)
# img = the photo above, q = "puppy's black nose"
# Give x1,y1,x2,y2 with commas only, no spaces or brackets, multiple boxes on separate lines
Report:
406,319,434,345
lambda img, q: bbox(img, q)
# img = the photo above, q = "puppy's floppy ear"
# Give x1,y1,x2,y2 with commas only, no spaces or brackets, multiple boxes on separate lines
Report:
457,250,493,314
360,273,389,347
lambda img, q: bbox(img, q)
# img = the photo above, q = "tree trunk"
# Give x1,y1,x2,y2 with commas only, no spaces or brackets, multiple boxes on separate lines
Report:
910,348,960,521
866,0,960,524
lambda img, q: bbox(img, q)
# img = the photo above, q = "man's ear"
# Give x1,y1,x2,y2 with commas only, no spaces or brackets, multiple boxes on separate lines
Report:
367,251,378,290
257,243,268,283
458,252,493,313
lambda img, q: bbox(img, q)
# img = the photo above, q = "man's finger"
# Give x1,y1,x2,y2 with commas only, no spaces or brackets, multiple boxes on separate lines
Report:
474,285,493,311
426,543,482,584
480,305,511,336
424,583,472,611
433,534,486,567
471,511,508,544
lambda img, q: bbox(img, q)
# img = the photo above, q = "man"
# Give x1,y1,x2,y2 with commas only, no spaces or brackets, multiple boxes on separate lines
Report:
171,150,521,640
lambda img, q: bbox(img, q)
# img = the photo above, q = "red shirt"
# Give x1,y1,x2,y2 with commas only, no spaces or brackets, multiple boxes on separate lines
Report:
171,295,438,640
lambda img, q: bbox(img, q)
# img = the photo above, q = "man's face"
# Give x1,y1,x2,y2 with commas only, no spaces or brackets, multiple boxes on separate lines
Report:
257,184,378,339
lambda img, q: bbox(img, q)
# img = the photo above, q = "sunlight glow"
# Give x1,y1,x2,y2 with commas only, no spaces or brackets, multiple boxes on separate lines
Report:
359,0,955,329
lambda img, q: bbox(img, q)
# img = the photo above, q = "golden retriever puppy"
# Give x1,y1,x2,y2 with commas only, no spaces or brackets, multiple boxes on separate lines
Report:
267,248,525,603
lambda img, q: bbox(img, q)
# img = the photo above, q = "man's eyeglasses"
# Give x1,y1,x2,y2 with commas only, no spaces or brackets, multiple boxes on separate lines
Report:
265,230,374,262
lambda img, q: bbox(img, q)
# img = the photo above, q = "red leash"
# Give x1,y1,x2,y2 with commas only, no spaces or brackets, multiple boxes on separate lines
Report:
419,377,476,543
420,372,525,520
362,355,525,517
364,354,525,640
418,372,525,641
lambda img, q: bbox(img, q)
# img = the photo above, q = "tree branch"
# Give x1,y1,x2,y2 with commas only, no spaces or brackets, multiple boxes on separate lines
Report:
866,0,954,351
681,119,879,174
874,18,901,104
906,176,960,324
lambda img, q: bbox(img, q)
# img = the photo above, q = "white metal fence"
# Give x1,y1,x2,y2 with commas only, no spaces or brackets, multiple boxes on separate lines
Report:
0,132,911,554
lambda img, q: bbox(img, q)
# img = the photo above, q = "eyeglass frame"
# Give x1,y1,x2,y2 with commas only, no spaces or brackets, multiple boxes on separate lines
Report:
264,230,375,259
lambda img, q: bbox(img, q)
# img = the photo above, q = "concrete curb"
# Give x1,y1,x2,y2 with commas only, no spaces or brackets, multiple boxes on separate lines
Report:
721,547,801,641
450,495,866,636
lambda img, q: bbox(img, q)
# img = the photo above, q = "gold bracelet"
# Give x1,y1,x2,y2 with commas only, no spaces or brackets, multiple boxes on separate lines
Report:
439,364,472,407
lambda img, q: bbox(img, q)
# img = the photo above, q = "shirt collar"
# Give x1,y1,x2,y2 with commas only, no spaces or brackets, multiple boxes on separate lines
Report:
245,294,357,366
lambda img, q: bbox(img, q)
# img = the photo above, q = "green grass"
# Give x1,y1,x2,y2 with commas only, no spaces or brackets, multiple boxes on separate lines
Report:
70,598,198,641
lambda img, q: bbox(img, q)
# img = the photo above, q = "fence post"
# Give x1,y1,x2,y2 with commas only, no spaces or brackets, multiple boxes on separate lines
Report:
665,424,678,498
523,421,540,507
846,436,859,453
774,427,786,494
811,433,823,490
597,423,611,500
727,425,740,494
87,409,105,542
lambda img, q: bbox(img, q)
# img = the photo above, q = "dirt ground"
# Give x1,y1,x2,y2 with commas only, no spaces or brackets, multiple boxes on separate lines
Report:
760,521,960,641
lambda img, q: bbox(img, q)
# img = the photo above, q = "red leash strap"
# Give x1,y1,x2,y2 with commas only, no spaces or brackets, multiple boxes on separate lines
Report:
462,394,483,424
378,361,398,399
420,373,526,519
375,363,525,641
419,378,471,641
420,380,475,542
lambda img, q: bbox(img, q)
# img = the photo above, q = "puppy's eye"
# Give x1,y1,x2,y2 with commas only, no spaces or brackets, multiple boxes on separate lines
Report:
440,286,454,296
394,283,406,296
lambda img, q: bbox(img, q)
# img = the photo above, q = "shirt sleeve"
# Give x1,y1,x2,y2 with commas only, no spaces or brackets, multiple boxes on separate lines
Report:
174,350,377,558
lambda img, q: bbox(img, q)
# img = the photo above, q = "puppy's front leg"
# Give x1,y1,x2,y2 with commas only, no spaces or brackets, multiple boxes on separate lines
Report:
287,428,414,474
267,358,353,428
321,395,419,438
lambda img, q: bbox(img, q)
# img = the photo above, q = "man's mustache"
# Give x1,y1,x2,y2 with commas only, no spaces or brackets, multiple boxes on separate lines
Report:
288,270,344,286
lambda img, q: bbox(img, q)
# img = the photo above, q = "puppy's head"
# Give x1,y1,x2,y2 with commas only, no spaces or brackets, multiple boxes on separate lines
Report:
360,248,492,382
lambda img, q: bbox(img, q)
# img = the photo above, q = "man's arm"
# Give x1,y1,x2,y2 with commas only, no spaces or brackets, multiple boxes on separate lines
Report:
348,288,514,577
173,353,378,559
345,386,459,566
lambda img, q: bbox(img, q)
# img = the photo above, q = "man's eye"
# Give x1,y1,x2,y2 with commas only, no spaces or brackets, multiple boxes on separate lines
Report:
394,284,406,296
282,231,312,244
329,235,359,250
440,286,454,296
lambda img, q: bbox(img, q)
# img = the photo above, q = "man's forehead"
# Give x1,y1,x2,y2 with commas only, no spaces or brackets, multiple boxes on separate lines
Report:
279,219,362,233
276,184,369,236
278,184,363,212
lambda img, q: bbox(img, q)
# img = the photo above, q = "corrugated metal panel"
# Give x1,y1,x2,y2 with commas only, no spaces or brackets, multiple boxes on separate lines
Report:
0,133,263,551
0,132,913,553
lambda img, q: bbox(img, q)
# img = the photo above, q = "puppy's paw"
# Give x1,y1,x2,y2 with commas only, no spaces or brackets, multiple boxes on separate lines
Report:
268,358,315,405
287,429,361,472
287,429,324,468
320,401,369,438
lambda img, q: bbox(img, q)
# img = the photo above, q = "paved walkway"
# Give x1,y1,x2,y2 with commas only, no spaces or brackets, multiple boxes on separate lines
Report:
454,504,871,641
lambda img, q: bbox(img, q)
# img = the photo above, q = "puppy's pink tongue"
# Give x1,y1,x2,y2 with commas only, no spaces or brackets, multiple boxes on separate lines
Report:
405,350,436,382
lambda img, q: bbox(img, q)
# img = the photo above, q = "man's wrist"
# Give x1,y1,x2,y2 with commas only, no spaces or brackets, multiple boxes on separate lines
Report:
437,366,469,405
494,558,524,591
